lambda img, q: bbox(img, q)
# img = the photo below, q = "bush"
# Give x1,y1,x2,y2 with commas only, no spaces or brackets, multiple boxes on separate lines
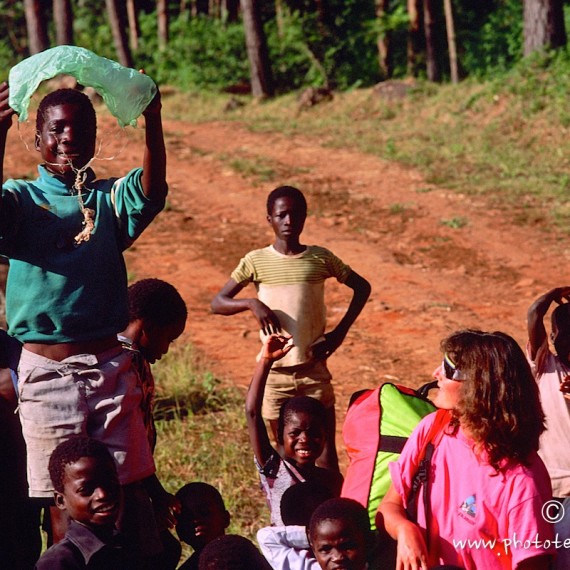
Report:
136,12,250,91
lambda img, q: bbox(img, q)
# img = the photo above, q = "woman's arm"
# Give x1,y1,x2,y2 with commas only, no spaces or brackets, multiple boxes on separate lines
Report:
376,485,429,570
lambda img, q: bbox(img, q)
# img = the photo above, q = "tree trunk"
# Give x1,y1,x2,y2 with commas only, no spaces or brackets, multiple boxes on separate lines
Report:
523,0,567,56
157,0,169,50
407,0,422,76
127,0,140,52
443,0,458,83
376,0,393,79
223,0,240,22
53,0,74,46
423,0,440,82
196,0,209,14
24,0,49,55
275,0,285,38
105,0,134,68
240,0,274,98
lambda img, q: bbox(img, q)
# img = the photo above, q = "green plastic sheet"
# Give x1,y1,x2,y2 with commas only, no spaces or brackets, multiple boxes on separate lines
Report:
8,46,157,127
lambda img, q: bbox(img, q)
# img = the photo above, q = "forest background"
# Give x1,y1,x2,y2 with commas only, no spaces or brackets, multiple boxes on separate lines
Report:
3,0,570,562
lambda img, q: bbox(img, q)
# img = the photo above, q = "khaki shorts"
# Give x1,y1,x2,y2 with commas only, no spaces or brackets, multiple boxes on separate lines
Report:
262,359,335,421
18,347,155,498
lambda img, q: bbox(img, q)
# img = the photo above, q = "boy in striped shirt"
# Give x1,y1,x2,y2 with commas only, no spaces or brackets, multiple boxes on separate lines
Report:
211,186,371,471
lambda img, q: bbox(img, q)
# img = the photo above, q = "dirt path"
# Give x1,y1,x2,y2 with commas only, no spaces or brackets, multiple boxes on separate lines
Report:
4,114,567,466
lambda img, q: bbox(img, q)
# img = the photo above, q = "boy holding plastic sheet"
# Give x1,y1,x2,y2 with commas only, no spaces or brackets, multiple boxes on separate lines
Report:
0,77,167,554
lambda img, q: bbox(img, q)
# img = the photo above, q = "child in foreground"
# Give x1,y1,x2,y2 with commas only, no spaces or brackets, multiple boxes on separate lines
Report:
308,498,373,570
175,482,230,570
0,78,167,541
246,333,342,527
35,436,129,569
212,185,371,471
258,496,374,570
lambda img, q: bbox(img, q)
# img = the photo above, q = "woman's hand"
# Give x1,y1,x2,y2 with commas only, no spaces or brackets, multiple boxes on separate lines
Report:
395,521,429,570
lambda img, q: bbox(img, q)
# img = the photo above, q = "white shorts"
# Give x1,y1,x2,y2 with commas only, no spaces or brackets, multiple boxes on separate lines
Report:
18,347,155,498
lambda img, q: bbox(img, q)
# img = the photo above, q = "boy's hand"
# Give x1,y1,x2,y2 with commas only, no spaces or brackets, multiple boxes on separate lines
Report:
549,286,570,305
153,492,181,530
139,70,162,117
0,82,16,132
310,329,344,360
251,300,282,335
260,334,294,361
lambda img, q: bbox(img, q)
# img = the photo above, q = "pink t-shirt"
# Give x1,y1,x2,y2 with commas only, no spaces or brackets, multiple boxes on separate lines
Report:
389,413,555,569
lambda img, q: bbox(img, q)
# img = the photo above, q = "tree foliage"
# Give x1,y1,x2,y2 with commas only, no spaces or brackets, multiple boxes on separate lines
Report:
0,0,568,92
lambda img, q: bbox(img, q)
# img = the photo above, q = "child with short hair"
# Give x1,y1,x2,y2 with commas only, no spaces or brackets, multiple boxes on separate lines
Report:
259,496,372,570
528,286,570,570
198,534,273,570
36,436,129,569
119,278,188,569
246,334,343,527
175,482,231,570
212,185,371,471
308,498,372,570
0,79,167,538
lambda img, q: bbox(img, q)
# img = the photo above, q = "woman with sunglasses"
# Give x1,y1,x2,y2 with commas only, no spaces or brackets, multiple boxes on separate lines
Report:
376,330,555,570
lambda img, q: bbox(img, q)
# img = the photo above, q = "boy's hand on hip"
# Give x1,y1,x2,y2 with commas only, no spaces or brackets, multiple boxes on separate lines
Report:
311,330,344,360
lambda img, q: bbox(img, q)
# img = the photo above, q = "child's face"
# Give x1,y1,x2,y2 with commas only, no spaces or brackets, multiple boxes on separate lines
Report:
35,103,96,179
267,197,306,243
140,318,185,364
176,493,229,551
310,519,368,570
55,455,121,529
282,411,325,467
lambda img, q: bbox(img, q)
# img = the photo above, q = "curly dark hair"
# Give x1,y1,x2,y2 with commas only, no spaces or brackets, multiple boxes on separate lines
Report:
442,329,546,470
266,185,307,216
36,88,96,134
277,395,326,445
307,497,370,541
48,436,115,493
128,278,187,327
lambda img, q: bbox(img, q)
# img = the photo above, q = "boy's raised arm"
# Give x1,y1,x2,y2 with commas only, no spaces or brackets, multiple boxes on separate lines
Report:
211,278,282,335
528,287,570,360
245,335,293,467
141,83,167,201
312,270,371,360
0,82,16,186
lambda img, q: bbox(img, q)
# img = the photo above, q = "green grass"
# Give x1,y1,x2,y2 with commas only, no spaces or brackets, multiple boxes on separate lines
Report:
151,344,269,563
159,49,570,234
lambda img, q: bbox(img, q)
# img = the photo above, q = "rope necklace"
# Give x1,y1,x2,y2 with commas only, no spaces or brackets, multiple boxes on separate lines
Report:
70,164,96,245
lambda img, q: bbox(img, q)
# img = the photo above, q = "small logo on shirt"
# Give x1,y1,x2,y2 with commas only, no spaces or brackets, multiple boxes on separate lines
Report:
459,494,477,518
